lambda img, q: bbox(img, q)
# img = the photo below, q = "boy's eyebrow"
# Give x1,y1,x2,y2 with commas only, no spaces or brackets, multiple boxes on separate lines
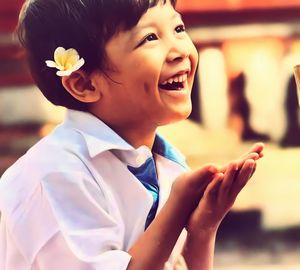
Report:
173,12,183,21
132,12,183,35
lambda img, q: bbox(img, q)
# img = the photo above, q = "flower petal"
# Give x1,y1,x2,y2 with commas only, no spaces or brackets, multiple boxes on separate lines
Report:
56,70,73,77
71,58,85,71
67,53,80,66
65,48,77,56
54,47,67,67
45,60,58,68
65,48,80,64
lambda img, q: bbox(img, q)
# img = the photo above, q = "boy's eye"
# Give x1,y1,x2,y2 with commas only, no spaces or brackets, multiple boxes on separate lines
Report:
138,33,158,46
145,33,158,42
175,24,186,33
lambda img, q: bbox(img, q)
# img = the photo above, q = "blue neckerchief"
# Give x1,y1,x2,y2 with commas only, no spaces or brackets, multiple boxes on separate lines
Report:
153,134,188,169
127,157,159,229
127,134,187,229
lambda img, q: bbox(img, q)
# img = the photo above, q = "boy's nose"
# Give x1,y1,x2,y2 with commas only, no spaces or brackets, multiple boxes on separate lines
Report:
166,43,189,63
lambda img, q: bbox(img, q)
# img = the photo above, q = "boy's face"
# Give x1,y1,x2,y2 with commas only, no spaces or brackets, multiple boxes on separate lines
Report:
94,1,198,130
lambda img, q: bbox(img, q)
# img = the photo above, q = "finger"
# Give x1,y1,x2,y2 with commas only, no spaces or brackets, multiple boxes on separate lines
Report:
220,152,258,173
249,163,257,178
239,144,264,164
230,159,255,199
218,162,239,203
243,152,260,161
187,164,218,188
232,149,260,171
220,143,264,173
233,153,258,171
246,142,264,158
203,172,224,199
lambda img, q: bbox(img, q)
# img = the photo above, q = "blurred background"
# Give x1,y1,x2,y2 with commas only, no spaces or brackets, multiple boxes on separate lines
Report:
1,0,300,269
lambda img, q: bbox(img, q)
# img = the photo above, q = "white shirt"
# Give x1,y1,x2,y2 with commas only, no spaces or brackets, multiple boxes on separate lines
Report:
0,110,187,270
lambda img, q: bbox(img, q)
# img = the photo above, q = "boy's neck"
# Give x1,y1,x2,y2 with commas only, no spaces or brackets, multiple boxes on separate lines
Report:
88,109,157,150
113,125,157,150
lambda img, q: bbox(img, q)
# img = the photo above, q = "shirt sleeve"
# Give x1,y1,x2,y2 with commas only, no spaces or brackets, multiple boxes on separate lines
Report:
37,170,132,269
34,233,131,270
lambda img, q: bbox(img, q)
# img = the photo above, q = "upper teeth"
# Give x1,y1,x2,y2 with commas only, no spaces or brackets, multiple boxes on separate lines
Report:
161,73,188,85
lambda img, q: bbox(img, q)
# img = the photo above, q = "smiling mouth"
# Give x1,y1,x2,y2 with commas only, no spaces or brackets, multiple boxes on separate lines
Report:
159,73,188,91
159,81,184,90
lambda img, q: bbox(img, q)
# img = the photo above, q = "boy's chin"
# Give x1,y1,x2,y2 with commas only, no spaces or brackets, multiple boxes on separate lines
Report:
159,108,192,126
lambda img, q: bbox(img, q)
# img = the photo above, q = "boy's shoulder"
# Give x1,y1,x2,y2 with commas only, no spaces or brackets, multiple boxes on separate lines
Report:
0,124,96,217
0,124,87,183
1,123,91,179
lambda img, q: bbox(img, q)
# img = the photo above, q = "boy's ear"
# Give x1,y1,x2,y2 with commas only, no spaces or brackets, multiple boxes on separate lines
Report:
61,70,102,103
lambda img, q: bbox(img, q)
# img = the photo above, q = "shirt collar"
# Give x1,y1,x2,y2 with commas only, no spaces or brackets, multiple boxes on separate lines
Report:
62,109,187,168
62,109,133,157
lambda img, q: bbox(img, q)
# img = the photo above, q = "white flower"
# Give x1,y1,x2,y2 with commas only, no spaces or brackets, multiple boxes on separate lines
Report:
45,47,85,77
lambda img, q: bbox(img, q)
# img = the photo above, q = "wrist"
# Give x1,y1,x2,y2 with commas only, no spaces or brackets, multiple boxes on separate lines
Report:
182,229,217,270
187,214,221,236
186,227,218,242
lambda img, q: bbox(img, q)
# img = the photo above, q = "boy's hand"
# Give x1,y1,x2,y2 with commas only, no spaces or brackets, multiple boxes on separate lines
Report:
187,142,264,234
170,164,218,222
220,142,264,172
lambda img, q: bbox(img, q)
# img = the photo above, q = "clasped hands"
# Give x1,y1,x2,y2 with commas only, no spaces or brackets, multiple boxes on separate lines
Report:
172,142,264,234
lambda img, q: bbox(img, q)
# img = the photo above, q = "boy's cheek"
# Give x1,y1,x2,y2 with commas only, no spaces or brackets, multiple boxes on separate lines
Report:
190,44,199,68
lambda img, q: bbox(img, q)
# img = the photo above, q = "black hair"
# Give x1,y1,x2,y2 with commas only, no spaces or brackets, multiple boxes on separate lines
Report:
18,0,177,111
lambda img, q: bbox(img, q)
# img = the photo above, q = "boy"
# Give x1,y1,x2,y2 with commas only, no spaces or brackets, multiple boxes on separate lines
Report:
0,0,264,269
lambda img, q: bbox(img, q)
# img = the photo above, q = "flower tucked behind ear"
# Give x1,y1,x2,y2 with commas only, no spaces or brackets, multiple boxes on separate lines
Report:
45,47,85,77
